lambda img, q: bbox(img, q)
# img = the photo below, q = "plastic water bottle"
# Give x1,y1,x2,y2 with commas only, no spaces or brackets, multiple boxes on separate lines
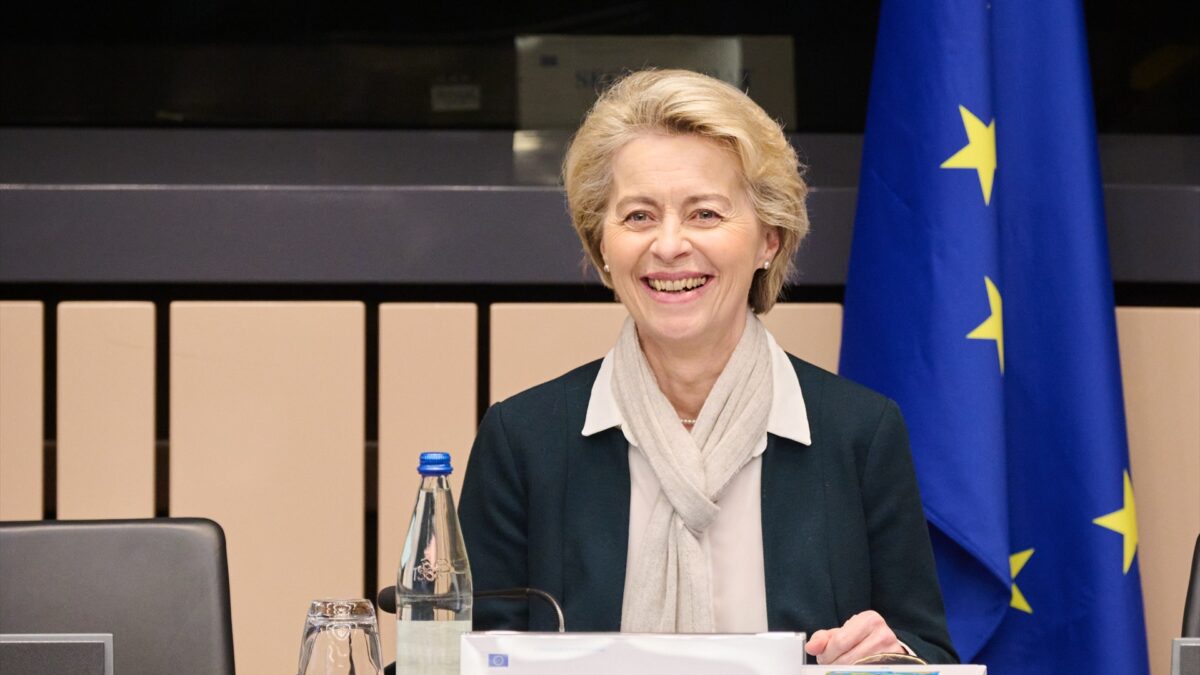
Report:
395,452,473,674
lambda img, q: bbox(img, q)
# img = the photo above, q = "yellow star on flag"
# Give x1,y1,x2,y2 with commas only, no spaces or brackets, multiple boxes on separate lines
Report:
1010,548,1035,614
941,105,997,205
1093,470,1139,574
967,276,1004,373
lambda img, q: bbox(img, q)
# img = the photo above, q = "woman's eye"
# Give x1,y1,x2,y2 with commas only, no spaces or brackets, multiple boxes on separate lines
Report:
624,211,652,224
694,209,722,222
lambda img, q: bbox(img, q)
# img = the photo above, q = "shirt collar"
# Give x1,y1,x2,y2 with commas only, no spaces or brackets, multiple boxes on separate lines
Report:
581,331,812,447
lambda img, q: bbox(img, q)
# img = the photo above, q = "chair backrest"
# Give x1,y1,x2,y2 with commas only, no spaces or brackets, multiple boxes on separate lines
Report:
0,518,235,675
1186,533,1200,638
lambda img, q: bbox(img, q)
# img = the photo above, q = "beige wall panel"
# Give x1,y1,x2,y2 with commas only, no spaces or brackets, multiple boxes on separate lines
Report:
0,302,44,520
489,302,842,406
56,302,155,519
761,303,843,373
170,302,364,675
1117,307,1200,675
377,303,477,661
490,303,628,403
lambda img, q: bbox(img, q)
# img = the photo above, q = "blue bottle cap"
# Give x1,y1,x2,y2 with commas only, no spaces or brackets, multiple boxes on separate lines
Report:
418,452,453,476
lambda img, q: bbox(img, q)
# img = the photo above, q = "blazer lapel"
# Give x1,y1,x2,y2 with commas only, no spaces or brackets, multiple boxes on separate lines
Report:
761,431,837,633
562,406,630,631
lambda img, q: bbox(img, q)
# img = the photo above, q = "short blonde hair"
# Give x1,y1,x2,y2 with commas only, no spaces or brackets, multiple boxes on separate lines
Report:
562,69,809,314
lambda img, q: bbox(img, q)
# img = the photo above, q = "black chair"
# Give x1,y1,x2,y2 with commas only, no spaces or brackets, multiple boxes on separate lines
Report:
0,518,235,675
1185,533,1200,638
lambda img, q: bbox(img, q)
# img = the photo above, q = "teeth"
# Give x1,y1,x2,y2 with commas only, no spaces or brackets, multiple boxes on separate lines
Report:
648,276,707,292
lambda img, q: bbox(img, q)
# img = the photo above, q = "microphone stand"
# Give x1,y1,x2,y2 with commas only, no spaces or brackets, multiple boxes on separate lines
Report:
375,585,566,632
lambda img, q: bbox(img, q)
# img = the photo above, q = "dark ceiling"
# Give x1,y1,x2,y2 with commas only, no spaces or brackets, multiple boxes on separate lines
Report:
2,1,1195,131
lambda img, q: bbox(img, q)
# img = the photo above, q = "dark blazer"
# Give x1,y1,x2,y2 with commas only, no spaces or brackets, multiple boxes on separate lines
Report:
458,354,958,664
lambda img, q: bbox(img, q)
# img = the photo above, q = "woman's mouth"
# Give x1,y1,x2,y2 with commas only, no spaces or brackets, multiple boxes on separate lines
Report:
642,275,711,295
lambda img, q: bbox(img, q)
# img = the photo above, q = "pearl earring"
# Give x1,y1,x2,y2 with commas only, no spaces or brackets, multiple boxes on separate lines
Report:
603,263,610,273
762,260,771,270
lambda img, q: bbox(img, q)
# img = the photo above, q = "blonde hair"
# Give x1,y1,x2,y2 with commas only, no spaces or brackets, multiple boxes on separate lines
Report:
562,69,809,314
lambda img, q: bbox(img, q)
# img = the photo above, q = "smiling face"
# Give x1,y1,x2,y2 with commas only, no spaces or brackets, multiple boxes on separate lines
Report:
601,133,780,355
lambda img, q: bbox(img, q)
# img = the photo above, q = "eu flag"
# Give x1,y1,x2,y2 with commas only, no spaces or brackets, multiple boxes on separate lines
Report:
839,1,1150,671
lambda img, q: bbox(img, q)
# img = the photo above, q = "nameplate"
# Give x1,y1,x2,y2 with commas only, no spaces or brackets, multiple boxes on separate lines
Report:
0,633,113,675
1175,637,1200,675
463,631,806,674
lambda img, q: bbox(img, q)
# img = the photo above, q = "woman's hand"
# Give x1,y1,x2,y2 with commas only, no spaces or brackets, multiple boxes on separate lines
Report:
804,610,906,664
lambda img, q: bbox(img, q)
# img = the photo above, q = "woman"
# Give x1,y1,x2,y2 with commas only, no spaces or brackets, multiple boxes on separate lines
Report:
458,69,957,665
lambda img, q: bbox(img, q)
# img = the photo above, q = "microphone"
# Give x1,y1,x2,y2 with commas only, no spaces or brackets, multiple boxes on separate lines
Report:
376,585,566,632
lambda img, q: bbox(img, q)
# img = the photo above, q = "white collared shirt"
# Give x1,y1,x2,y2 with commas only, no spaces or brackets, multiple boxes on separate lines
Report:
582,331,812,632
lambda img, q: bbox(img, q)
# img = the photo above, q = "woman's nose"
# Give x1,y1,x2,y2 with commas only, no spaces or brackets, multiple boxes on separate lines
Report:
650,220,691,261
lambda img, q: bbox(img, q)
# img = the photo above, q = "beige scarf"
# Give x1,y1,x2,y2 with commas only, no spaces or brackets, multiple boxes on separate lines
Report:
613,312,773,632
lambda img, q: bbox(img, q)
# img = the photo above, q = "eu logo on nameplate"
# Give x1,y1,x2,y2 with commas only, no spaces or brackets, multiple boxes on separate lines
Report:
488,653,509,668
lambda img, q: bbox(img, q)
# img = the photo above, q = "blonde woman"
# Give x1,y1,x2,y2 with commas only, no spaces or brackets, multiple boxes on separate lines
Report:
459,69,957,665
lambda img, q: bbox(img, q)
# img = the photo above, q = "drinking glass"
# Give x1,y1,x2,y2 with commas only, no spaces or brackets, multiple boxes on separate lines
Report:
297,599,384,675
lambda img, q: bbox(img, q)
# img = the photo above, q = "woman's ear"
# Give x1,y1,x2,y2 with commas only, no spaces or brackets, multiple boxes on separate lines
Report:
761,226,781,265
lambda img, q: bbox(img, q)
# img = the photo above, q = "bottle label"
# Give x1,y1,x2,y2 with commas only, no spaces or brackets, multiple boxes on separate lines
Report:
396,619,470,675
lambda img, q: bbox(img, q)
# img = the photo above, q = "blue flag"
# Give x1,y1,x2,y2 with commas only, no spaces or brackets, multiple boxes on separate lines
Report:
839,1,1150,671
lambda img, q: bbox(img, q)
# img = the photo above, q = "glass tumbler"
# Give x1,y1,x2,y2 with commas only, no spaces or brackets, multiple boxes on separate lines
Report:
297,599,384,675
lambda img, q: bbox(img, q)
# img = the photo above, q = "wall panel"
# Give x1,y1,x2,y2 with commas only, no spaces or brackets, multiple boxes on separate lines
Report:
170,302,364,675
0,302,43,520
761,303,843,373
376,303,477,662
1117,307,1200,675
490,303,627,403
56,302,155,519
490,302,845,405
